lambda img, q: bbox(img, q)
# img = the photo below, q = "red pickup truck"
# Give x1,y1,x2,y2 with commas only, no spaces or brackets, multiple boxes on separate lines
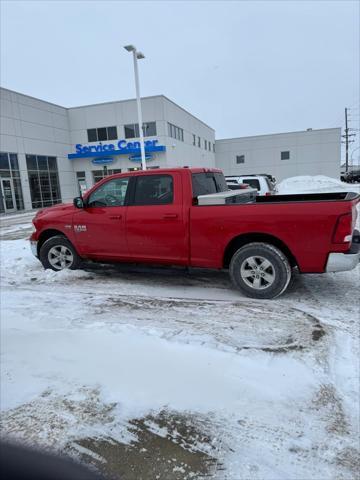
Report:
30,168,360,299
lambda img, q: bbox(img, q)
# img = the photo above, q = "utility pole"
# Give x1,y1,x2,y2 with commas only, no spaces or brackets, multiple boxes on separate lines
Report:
342,108,356,175
345,108,349,174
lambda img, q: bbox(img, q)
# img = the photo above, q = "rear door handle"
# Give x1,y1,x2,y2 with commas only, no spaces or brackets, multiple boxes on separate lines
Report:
162,213,178,219
109,215,122,220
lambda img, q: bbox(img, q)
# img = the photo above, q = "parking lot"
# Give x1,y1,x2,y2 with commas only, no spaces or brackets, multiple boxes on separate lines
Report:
0,212,359,479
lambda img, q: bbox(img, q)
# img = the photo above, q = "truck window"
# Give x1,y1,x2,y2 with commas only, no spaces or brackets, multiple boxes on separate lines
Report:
214,173,228,192
242,179,260,190
87,177,129,207
132,175,173,205
192,172,228,196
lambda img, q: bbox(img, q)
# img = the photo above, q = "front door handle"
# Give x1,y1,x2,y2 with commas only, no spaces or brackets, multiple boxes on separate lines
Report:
109,215,122,220
163,213,178,219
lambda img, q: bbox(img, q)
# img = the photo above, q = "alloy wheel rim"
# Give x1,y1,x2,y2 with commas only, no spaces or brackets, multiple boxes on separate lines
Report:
48,245,74,270
240,255,276,290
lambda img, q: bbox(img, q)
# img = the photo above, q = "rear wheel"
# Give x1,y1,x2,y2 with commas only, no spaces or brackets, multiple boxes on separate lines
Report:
39,236,81,271
229,242,291,299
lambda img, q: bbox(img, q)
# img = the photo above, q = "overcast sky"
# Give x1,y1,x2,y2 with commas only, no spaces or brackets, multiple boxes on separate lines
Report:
1,0,359,156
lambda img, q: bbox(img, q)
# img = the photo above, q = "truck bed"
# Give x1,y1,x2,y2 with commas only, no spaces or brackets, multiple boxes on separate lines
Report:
256,192,359,203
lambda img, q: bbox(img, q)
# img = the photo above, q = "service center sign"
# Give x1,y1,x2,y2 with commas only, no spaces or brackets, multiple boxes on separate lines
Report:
68,139,166,160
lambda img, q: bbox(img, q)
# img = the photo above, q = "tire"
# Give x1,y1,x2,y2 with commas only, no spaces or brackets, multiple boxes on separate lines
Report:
229,242,291,299
39,235,81,271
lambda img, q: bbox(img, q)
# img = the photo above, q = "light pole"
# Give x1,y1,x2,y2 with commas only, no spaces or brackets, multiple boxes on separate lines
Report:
124,44,147,170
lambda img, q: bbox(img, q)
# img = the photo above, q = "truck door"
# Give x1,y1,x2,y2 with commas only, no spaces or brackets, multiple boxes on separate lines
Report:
73,176,129,259
125,172,187,264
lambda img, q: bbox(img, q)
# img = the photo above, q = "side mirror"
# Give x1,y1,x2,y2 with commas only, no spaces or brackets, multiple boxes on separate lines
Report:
73,197,84,209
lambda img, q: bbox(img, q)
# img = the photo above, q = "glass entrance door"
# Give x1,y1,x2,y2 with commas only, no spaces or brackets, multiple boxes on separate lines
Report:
0,178,16,213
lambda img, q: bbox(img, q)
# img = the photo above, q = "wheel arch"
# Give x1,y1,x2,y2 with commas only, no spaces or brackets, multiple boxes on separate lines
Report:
37,229,69,256
223,232,298,269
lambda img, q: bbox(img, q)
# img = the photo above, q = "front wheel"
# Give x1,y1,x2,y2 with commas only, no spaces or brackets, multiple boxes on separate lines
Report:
39,236,81,271
229,242,291,299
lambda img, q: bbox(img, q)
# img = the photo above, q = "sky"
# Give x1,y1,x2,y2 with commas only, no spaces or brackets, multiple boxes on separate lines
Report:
0,0,359,160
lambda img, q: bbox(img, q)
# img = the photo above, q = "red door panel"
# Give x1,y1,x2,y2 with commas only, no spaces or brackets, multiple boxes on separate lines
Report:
73,206,128,259
125,172,187,264
73,176,130,259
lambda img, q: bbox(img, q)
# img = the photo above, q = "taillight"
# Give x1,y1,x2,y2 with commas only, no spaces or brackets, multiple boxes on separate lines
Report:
353,205,358,228
265,192,272,196
333,213,353,243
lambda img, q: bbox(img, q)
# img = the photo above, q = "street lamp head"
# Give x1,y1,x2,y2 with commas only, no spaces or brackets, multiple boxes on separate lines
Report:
124,44,136,52
136,52,145,60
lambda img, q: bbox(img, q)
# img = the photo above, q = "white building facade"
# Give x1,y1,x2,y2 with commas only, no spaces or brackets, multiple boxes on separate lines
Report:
0,87,340,213
215,129,341,182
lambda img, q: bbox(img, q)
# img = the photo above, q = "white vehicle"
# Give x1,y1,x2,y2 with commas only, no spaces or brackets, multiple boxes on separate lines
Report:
225,175,277,196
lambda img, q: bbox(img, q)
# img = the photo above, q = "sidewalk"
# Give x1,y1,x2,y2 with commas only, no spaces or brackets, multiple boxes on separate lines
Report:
0,211,36,240
0,210,37,228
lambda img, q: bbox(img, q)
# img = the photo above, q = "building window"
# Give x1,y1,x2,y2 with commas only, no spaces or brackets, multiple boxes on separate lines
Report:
87,129,97,142
76,171,87,195
168,123,184,142
124,122,157,139
92,168,122,183
107,126,118,140
193,134,196,146
124,124,139,139
76,171,86,180
87,126,118,142
26,154,61,209
204,140,207,150
198,136,201,148
213,143,215,153
97,128,107,141
236,155,245,164
143,122,157,137
0,152,24,212
281,151,290,160
92,170,104,183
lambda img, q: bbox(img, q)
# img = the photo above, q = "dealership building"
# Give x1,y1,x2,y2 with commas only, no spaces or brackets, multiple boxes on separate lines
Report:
0,87,341,213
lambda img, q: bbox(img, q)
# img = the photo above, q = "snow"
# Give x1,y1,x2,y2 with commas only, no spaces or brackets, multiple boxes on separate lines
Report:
278,175,360,194
1,289,317,415
1,194,359,479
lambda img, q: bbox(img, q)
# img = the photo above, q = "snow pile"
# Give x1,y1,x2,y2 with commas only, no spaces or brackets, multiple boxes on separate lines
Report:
0,239,92,286
277,175,360,194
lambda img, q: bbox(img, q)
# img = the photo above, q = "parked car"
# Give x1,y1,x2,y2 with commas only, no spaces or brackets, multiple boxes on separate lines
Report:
30,168,359,299
225,175,277,196
341,169,360,184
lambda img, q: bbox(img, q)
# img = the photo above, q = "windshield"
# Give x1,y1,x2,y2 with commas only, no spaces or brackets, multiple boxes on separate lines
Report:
242,179,260,190
265,177,275,191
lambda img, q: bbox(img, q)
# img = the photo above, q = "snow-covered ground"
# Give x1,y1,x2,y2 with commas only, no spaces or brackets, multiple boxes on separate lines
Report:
277,175,360,195
1,179,359,479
